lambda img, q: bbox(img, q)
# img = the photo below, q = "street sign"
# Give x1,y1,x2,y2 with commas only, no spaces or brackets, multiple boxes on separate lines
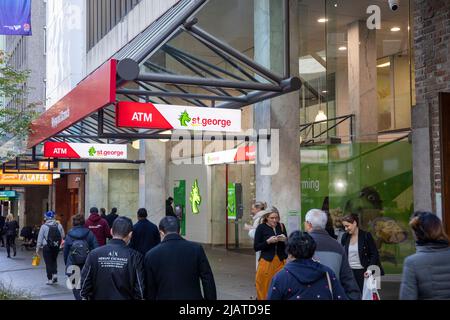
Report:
0,171,53,185
44,142,127,159
116,102,241,132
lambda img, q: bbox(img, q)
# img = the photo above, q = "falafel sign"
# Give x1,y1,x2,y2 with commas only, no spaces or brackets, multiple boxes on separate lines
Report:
44,142,127,159
116,102,241,132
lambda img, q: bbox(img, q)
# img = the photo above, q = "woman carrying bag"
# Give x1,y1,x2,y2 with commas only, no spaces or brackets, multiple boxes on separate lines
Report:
253,206,287,300
341,214,384,293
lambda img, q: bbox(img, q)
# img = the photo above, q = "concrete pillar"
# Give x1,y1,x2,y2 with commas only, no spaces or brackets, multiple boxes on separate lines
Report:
139,140,167,224
347,20,378,142
254,0,300,220
85,163,109,213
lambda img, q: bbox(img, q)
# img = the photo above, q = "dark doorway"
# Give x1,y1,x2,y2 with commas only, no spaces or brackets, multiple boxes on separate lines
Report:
439,92,450,236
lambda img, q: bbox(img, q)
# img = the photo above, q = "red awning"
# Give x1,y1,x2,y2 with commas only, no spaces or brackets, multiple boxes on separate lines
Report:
27,59,117,148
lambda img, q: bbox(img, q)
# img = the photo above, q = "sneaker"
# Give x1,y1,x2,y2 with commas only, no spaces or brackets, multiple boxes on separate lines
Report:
46,280,53,285
52,275,58,283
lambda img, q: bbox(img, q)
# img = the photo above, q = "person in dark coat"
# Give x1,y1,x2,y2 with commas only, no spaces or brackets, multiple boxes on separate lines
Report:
400,211,450,300
3,214,19,258
64,214,98,300
165,197,175,217
85,207,111,246
129,208,160,255
105,207,119,228
100,208,107,219
144,216,216,300
341,213,384,292
80,216,145,300
0,214,5,247
268,231,347,300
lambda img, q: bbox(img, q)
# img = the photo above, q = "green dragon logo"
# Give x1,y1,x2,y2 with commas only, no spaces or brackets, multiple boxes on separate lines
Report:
189,179,201,214
179,110,191,127
88,146,96,157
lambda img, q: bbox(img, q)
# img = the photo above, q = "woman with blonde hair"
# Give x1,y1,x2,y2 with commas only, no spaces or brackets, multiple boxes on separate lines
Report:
3,214,19,258
253,206,287,300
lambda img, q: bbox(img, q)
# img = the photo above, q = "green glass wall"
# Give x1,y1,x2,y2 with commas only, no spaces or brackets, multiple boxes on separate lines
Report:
301,139,414,273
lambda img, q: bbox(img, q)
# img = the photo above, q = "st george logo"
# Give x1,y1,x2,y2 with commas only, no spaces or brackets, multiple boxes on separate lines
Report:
189,179,201,214
88,146,96,157
179,110,191,127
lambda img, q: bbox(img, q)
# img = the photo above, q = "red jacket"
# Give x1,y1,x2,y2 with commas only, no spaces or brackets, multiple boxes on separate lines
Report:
84,213,110,246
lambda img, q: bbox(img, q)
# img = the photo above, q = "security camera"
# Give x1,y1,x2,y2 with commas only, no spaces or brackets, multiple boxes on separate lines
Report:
388,0,399,11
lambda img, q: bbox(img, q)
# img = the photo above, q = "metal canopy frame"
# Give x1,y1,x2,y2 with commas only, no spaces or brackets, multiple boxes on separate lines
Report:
40,0,299,146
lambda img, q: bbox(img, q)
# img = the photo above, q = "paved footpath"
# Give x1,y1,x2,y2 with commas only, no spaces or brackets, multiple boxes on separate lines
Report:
0,242,400,300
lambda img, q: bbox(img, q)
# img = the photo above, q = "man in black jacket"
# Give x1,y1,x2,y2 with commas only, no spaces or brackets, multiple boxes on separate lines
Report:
105,207,119,229
80,216,145,300
144,216,216,300
129,208,160,255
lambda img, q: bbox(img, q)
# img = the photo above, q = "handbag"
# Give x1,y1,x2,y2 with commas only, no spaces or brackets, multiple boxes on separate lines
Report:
362,273,381,300
32,254,40,266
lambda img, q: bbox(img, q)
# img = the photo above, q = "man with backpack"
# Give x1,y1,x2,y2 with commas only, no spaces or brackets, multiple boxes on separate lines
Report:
36,211,65,285
64,214,98,300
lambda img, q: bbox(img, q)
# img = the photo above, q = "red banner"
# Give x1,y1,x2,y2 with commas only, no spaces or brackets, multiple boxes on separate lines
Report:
27,59,117,148
116,101,173,129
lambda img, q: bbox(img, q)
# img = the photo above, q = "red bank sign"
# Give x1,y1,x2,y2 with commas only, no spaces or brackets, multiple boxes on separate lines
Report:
116,102,241,132
44,142,127,159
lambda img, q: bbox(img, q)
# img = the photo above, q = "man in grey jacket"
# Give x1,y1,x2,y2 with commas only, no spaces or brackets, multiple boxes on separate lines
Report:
304,209,361,300
36,211,65,285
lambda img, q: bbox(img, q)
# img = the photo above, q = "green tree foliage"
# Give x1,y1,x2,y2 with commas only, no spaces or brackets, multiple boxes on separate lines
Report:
0,49,38,139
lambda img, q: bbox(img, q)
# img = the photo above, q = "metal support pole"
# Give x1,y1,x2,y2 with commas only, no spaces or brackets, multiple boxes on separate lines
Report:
98,109,104,136
225,164,229,250
284,0,290,78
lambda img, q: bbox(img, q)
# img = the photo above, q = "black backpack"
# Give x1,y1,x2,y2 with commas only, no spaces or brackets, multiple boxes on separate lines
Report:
69,235,90,265
46,224,62,248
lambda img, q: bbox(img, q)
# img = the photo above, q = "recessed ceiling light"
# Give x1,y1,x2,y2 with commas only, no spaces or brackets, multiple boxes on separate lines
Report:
391,27,401,32
377,62,391,68
318,18,328,23
338,46,347,51
334,3,338,7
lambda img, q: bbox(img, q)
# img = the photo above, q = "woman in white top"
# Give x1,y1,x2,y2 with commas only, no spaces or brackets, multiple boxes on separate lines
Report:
341,214,384,292
244,201,268,269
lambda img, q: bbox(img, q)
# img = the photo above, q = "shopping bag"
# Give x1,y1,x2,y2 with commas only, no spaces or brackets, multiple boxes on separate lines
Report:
32,254,40,267
362,274,380,300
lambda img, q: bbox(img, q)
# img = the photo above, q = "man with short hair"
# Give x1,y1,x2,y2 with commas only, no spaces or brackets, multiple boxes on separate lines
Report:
85,207,110,246
144,216,216,300
80,216,145,300
129,208,160,255
304,209,361,300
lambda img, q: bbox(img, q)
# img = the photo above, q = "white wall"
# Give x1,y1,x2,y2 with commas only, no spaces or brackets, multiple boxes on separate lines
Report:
46,0,86,108
168,161,211,244
86,0,179,74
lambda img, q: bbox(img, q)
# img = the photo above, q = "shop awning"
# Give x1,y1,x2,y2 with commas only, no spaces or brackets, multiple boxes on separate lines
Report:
27,0,301,150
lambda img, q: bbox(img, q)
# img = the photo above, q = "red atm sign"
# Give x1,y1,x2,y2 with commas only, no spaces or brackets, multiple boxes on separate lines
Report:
115,102,173,129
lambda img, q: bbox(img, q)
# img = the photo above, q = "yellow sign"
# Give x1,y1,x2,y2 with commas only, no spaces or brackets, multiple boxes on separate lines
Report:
39,161,54,170
0,170,53,185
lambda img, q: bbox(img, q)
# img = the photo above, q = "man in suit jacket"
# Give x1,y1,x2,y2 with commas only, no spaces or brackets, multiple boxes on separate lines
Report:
144,216,216,300
129,208,160,255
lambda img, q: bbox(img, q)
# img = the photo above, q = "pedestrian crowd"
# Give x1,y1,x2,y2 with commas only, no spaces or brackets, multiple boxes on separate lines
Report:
1,200,450,300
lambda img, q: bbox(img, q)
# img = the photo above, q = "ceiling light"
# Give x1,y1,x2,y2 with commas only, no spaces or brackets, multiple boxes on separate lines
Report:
338,46,347,51
318,18,328,23
159,130,172,143
377,62,391,68
315,110,327,123
322,90,328,93
390,27,401,32
131,140,140,150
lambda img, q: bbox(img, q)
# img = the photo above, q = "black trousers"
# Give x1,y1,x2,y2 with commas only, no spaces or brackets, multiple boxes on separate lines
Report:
43,246,60,280
352,268,365,293
6,235,16,256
